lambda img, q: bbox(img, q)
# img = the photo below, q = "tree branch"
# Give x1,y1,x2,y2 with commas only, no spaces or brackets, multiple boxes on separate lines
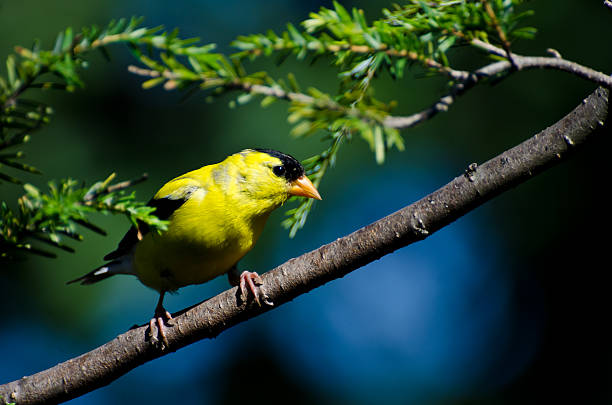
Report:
471,39,612,87
384,41,612,129
1,87,609,404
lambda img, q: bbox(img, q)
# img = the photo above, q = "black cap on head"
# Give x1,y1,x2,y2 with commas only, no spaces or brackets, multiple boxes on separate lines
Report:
255,148,304,182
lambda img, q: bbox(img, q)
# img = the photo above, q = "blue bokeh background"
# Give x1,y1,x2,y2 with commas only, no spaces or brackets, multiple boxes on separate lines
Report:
1,1,611,404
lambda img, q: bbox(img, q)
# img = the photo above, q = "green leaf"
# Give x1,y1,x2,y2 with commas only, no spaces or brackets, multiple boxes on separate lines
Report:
363,33,382,49
0,159,42,174
6,55,17,87
53,31,65,54
237,93,253,105
437,35,456,54
352,7,368,30
188,55,202,73
62,27,74,52
287,72,301,92
286,23,306,46
333,1,352,23
390,58,407,79
291,121,313,137
141,77,165,89
0,172,23,184
373,125,385,164
511,26,537,39
260,96,277,108
384,127,404,151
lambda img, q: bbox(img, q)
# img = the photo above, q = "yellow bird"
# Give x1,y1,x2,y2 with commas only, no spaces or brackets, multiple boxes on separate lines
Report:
69,149,321,346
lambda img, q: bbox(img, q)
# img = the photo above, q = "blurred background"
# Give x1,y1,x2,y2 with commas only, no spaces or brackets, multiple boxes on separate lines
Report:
1,1,611,404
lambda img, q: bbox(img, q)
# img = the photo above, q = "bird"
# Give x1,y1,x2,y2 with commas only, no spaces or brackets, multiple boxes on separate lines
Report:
68,148,321,347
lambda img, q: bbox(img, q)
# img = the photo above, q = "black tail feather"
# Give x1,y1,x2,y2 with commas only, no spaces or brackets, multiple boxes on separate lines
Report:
66,261,120,285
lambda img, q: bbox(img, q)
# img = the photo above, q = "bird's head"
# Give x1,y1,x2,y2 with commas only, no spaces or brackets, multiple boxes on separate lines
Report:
225,149,321,212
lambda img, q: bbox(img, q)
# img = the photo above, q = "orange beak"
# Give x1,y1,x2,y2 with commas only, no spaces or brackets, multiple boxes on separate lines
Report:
289,175,322,200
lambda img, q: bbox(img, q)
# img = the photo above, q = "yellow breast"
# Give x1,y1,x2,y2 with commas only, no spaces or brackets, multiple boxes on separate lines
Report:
132,172,275,292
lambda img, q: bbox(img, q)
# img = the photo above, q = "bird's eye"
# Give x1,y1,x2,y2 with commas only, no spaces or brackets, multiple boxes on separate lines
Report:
272,165,285,177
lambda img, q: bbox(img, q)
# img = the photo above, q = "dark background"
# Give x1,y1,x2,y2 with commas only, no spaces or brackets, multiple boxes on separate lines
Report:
1,1,611,404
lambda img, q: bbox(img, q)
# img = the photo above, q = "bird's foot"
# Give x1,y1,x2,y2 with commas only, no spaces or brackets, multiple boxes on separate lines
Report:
239,271,273,306
148,305,173,349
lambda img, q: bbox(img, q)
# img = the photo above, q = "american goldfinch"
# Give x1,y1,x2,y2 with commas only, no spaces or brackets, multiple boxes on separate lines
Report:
69,149,321,347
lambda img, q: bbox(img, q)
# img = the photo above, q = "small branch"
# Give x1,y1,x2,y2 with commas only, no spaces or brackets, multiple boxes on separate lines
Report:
384,41,612,129
241,43,469,81
383,78,474,129
126,65,160,77
82,173,149,203
73,33,127,54
128,65,314,103
546,48,562,59
472,39,612,88
238,82,314,104
1,87,608,405
383,58,507,129
325,43,469,80
105,173,149,194
511,55,612,87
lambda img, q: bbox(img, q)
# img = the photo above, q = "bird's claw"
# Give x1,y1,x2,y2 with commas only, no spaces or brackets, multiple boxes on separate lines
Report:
239,271,273,306
148,307,173,349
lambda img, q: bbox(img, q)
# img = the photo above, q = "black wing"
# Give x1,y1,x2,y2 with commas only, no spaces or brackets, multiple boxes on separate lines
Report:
103,196,187,260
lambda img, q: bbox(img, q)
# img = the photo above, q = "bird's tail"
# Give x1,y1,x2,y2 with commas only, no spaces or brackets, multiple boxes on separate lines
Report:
67,259,132,285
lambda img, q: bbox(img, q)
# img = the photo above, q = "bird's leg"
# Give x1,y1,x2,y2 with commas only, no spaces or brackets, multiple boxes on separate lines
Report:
240,271,263,305
228,266,273,306
148,291,173,348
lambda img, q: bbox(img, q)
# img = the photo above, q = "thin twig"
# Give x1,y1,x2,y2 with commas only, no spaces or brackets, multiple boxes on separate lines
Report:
384,41,612,129
471,39,612,87
127,65,161,78
242,43,470,81
328,43,469,80
83,173,149,203
383,79,474,129
106,173,149,193
128,65,313,102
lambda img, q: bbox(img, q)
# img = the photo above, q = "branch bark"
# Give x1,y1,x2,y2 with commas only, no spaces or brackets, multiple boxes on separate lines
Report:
1,87,609,405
